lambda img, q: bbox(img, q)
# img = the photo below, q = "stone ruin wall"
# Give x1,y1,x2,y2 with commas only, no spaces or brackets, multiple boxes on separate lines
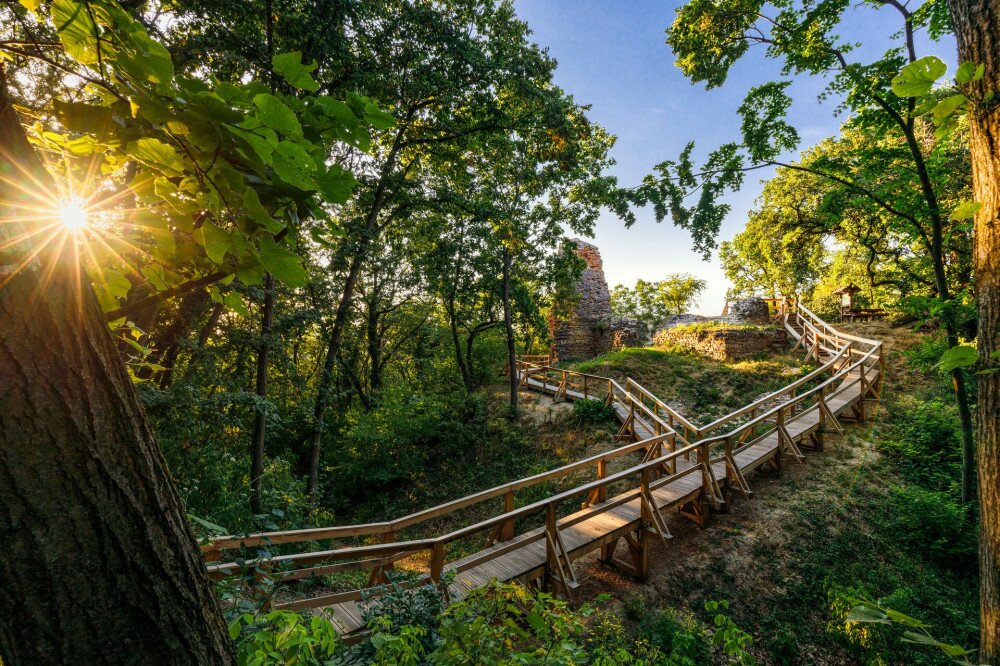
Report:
548,240,646,362
652,326,786,362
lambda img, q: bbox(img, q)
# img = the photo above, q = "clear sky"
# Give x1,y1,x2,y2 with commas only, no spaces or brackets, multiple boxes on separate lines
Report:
511,0,955,314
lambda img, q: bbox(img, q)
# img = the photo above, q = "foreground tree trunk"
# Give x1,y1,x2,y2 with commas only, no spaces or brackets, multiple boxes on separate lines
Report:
0,70,233,664
945,0,1000,659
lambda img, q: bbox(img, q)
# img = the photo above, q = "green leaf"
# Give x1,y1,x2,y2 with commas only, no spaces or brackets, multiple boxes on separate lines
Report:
884,609,929,629
242,188,283,233
365,107,396,130
951,200,982,220
51,0,98,65
316,163,357,204
937,345,978,373
258,237,307,288
52,101,114,136
228,620,242,640
272,141,318,191
252,93,302,138
930,94,967,123
190,514,229,535
845,605,890,624
199,221,232,263
272,51,320,92
891,56,948,97
955,61,985,84
125,138,185,177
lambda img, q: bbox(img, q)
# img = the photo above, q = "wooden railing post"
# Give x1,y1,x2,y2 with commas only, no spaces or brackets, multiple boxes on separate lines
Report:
774,407,784,476
596,459,608,503
500,490,515,541
430,541,445,598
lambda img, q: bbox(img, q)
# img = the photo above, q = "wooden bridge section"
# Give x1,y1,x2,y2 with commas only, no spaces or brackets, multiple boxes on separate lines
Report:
202,303,884,636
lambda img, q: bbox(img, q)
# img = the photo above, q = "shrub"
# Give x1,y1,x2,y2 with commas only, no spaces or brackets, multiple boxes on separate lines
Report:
572,398,617,425
636,605,711,665
883,485,977,565
879,399,963,493
229,610,340,666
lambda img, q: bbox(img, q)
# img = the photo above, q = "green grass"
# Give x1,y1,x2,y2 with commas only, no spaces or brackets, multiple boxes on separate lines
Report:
569,346,814,423
626,330,980,665
665,321,776,334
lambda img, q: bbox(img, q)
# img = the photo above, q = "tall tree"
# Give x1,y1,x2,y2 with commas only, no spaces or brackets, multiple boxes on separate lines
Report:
0,0,369,657
657,0,978,505
945,0,1000,658
0,63,234,666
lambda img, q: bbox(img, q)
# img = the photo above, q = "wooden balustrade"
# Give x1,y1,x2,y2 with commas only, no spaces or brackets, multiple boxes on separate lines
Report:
203,299,883,628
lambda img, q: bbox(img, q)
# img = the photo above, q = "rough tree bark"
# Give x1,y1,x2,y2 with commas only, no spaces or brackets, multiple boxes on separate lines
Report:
946,0,1000,658
0,69,233,665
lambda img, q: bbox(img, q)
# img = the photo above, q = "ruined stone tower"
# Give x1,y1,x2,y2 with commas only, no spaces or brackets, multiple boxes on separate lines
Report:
548,240,613,362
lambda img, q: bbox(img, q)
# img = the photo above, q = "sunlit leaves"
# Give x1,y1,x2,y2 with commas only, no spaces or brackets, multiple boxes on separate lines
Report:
890,55,947,97
250,93,303,139
937,344,978,373
955,61,984,84
257,237,308,288
18,0,386,318
51,0,98,64
668,0,763,89
738,82,799,162
125,137,185,176
272,51,319,92
950,200,982,221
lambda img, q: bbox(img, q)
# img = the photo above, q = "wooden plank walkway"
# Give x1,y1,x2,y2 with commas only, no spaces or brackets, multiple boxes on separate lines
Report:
202,303,884,637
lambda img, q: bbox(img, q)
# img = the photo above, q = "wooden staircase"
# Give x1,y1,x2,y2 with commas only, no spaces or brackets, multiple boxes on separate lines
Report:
201,301,884,637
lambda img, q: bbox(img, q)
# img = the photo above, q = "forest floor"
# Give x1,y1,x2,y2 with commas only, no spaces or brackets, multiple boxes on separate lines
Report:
544,322,980,665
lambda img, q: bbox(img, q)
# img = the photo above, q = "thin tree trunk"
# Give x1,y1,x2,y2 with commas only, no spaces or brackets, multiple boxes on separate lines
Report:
182,301,224,381
502,245,518,417
250,272,275,515
946,0,1000,658
0,66,233,665
305,126,407,502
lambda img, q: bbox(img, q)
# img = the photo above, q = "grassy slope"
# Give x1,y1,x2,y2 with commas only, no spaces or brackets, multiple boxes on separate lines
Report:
570,345,815,424
566,323,979,665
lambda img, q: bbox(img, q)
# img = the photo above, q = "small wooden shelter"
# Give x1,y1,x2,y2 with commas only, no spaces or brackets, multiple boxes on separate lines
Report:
834,284,887,322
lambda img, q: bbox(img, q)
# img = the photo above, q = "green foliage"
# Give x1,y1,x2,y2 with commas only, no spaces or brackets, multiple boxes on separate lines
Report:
830,592,978,664
430,582,591,664
635,604,711,664
229,610,340,666
9,0,381,315
572,398,617,426
610,275,707,329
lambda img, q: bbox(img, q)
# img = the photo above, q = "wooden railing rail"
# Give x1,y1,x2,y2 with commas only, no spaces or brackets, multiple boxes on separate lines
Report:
698,344,882,452
206,437,707,607
696,342,851,437
204,432,677,555
623,378,699,442
202,297,884,621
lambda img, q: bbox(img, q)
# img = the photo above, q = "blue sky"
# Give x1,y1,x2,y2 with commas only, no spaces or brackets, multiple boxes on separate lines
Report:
512,0,955,314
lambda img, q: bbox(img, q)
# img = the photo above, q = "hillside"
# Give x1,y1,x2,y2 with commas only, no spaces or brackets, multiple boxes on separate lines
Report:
549,323,979,664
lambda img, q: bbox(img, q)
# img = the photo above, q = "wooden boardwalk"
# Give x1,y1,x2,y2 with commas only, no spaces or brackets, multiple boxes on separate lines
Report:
202,303,884,636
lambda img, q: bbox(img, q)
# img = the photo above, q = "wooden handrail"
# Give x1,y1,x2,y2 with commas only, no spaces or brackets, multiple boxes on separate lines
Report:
204,299,884,618
205,432,676,552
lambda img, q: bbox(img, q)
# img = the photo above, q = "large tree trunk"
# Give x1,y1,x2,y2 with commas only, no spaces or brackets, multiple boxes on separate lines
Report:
946,0,1000,659
0,69,233,665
